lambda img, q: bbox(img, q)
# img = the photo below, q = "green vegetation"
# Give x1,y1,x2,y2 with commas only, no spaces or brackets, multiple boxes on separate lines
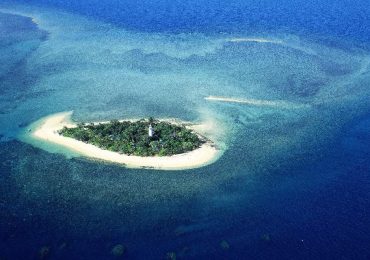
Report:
58,118,205,156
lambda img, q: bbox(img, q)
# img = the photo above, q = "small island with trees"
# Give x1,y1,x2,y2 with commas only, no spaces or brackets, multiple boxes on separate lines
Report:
58,117,205,157
23,111,220,170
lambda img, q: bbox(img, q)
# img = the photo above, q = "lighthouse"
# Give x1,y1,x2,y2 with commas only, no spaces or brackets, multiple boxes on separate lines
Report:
148,124,154,137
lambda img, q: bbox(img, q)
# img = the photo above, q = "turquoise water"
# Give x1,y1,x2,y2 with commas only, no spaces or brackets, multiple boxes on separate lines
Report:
1,1,370,259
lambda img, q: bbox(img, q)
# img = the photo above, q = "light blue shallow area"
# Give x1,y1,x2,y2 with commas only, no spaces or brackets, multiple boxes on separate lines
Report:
1,1,370,259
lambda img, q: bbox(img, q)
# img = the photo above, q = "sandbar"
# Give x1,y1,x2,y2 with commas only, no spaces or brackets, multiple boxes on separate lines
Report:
205,96,310,109
228,38,283,44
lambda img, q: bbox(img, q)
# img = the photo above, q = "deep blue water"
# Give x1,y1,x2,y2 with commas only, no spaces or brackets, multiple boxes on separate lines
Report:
11,0,370,44
1,0,370,259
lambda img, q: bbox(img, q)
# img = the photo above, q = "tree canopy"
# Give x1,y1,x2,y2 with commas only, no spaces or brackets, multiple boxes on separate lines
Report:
59,118,205,157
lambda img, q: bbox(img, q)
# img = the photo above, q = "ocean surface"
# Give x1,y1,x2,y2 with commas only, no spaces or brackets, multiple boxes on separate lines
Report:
1,0,370,259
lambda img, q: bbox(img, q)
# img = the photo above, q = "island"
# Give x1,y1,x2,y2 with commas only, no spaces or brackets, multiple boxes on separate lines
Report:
21,112,221,170
59,117,205,157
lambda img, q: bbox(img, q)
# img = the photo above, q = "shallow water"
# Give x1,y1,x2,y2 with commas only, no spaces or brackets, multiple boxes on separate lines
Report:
1,1,370,259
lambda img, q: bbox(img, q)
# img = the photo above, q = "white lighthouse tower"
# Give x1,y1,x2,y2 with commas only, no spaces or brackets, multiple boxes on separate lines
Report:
148,124,154,137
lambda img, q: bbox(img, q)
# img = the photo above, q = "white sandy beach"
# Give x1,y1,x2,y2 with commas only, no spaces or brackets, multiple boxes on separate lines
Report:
24,112,221,170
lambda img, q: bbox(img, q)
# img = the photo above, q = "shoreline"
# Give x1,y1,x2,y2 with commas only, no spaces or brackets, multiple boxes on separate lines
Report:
20,112,222,170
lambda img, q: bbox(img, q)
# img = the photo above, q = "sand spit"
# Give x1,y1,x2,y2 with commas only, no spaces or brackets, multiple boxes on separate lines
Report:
205,96,310,109
228,38,283,44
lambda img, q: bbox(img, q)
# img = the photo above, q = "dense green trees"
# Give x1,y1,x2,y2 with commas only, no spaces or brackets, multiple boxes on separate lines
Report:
59,118,205,156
